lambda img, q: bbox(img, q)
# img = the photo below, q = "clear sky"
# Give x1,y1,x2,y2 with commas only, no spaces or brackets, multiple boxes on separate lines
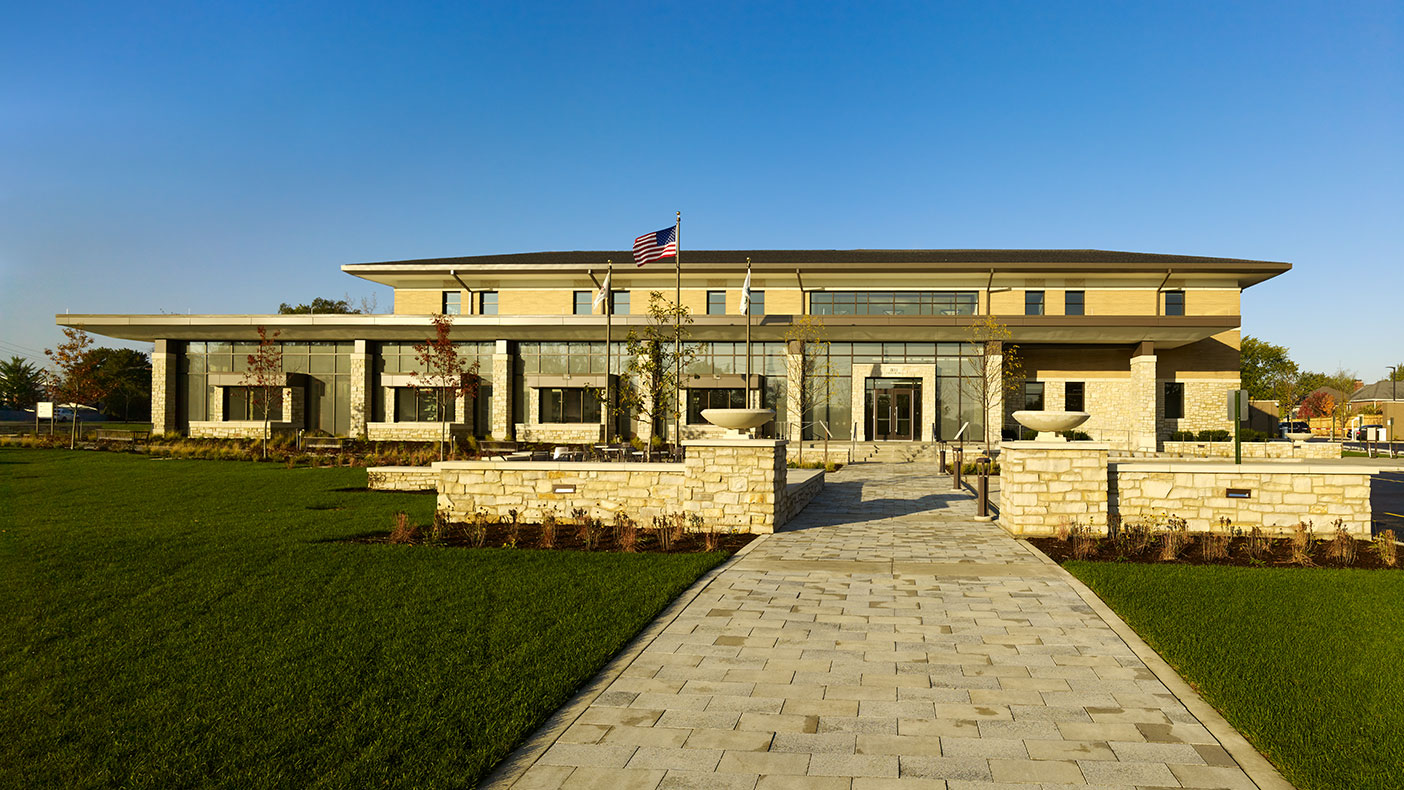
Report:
2,1,1399,380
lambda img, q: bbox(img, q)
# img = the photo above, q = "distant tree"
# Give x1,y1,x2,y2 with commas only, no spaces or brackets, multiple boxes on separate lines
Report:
0,356,45,410
278,297,361,315
1392,364,1404,382
1299,391,1335,419
1240,336,1297,401
88,348,152,421
412,313,481,461
963,315,1023,448
783,315,835,466
241,327,284,459
44,327,111,449
612,292,702,458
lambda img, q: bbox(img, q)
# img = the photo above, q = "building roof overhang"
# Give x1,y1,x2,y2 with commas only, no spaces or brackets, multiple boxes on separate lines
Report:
342,249,1292,290
58,313,1237,349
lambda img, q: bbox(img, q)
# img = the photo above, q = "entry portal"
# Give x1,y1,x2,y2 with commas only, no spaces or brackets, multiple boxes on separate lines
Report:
866,378,920,440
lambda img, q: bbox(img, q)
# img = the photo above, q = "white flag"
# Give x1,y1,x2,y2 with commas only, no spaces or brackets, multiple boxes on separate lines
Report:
593,270,611,309
739,268,752,315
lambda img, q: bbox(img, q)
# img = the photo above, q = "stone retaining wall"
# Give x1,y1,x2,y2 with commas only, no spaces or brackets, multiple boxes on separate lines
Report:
514,423,604,444
432,440,793,533
367,466,438,491
781,468,825,524
1112,461,1373,536
188,420,296,439
1162,440,1341,460
366,421,470,442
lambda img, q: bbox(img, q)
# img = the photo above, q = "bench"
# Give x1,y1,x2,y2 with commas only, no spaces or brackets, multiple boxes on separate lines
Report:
478,440,519,460
93,428,150,446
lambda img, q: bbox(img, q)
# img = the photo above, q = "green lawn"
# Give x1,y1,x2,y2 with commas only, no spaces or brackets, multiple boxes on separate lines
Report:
1067,562,1404,790
0,449,726,789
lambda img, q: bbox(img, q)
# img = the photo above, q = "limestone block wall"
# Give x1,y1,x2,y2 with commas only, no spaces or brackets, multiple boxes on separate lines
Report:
433,440,789,533
999,441,1111,536
780,468,825,524
368,466,438,491
1162,441,1342,460
1112,461,1374,536
515,423,604,443
349,345,370,440
1161,378,1238,437
189,385,302,438
367,422,470,442
151,340,178,436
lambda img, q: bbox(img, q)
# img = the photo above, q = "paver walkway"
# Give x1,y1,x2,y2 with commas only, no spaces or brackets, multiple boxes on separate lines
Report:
491,463,1281,790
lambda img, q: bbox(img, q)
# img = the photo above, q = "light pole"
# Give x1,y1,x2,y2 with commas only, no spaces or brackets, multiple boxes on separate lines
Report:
1390,365,1400,444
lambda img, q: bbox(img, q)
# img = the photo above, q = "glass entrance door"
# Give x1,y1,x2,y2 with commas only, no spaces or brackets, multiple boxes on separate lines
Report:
872,387,915,440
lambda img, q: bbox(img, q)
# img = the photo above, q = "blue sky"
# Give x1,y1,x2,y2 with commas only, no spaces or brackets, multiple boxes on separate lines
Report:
1,1,1400,378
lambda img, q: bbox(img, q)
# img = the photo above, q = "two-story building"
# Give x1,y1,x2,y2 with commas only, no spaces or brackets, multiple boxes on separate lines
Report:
59,249,1289,451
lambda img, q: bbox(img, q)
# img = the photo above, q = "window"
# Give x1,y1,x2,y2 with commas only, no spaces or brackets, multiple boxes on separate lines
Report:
747,290,764,316
226,386,282,421
1025,290,1045,316
573,291,592,315
1164,290,1185,316
396,388,455,422
1065,381,1085,412
809,291,977,316
609,291,629,315
1023,382,1045,411
479,291,498,315
686,388,744,423
1065,290,1085,316
539,387,601,423
707,290,726,315
1165,382,1184,419
442,291,461,315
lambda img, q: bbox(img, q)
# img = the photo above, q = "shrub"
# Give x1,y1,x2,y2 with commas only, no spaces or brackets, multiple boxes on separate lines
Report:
1200,528,1230,562
1058,430,1092,441
1156,516,1190,561
652,515,674,552
1070,521,1098,560
470,510,492,549
388,511,418,544
1170,430,1197,442
1196,429,1232,442
614,512,637,553
1324,522,1357,566
1288,521,1316,566
505,509,520,548
540,511,557,549
1374,529,1398,567
1247,526,1271,559
427,510,450,545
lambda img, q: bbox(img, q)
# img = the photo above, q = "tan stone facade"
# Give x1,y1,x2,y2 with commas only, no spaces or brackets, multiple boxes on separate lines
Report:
998,441,1110,536
1162,440,1342,460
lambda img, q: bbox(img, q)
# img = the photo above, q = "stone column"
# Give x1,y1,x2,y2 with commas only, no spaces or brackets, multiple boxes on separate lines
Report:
349,340,370,440
682,439,787,533
1130,342,1158,452
986,345,1004,448
998,441,1110,536
490,339,512,440
150,339,180,436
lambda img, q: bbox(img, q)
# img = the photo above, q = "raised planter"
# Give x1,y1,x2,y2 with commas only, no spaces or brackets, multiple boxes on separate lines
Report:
1011,410,1090,441
701,408,775,438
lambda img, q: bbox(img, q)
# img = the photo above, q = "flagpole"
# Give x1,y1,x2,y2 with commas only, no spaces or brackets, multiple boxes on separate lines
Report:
674,210,681,451
605,259,613,442
745,257,752,409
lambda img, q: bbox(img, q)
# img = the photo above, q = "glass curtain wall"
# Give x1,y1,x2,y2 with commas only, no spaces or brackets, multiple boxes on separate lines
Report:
377,342,493,434
181,341,355,436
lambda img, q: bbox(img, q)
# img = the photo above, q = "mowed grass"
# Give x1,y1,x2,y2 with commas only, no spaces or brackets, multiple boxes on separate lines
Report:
1066,562,1404,790
0,449,727,789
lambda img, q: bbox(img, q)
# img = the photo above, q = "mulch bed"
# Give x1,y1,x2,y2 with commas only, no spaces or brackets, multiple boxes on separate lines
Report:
1030,534,1402,570
347,520,757,555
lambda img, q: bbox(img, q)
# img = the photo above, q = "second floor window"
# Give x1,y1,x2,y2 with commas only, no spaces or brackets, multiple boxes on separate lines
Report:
609,291,629,315
443,291,461,315
1025,291,1045,316
479,291,498,315
573,291,592,315
1164,290,1185,316
1023,382,1045,411
707,290,726,315
539,387,600,423
745,290,764,316
1065,290,1085,316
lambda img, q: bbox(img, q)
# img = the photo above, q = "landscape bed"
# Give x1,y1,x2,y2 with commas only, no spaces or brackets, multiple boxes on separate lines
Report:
0,449,728,789
1031,528,1399,569
1066,562,1404,790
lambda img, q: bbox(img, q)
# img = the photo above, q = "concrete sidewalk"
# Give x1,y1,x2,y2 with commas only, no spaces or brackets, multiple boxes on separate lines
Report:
485,463,1290,790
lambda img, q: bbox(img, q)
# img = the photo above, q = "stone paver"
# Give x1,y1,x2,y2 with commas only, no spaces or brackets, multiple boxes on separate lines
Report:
488,463,1284,789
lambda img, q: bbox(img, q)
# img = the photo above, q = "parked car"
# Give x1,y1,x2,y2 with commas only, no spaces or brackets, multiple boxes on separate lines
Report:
1278,420,1310,438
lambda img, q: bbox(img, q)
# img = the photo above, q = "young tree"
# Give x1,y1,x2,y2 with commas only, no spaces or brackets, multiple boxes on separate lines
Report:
613,292,702,459
0,356,45,411
44,327,110,449
783,315,835,466
242,327,285,459
412,313,481,461
962,315,1022,449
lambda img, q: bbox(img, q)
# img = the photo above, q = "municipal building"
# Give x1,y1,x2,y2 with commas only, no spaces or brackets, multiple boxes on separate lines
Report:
60,249,1289,452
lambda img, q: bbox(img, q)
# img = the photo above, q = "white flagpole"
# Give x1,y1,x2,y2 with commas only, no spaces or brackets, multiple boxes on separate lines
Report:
673,211,681,451
744,257,752,409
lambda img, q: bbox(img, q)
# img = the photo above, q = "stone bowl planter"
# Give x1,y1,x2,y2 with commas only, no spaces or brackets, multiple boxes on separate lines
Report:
702,408,775,438
1285,432,1313,442
1011,410,1091,441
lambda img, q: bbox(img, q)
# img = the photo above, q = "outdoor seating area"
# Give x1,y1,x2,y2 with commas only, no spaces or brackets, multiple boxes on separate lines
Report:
477,441,682,463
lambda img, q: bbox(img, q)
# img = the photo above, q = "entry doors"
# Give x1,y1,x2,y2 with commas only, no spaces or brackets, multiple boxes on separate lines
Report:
872,387,915,440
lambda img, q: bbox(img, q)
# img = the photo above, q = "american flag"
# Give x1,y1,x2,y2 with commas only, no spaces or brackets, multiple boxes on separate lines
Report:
633,226,678,266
